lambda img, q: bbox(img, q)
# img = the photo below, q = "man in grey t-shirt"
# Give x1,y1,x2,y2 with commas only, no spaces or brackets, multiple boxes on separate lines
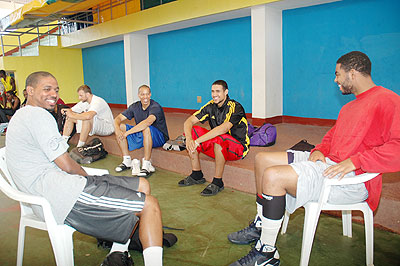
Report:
6,72,163,266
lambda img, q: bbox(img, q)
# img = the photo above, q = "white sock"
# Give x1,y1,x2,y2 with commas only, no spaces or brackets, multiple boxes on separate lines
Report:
254,201,263,228
143,246,163,266
77,140,85,147
110,239,131,253
62,135,70,142
123,156,132,166
260,215,283,247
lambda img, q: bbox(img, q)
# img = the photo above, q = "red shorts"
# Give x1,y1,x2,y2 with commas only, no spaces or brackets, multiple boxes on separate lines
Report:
191,126,245,161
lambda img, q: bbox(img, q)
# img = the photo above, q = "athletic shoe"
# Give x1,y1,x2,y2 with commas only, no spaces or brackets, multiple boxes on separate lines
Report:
229,240,280,266
100,251,134,266
138,159,155,177
131,159,141,176
228,218,261,245
115,162,131,172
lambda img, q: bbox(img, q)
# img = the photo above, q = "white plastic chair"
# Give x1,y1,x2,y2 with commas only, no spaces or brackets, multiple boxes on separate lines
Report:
280,172,379,266
0,147,109,265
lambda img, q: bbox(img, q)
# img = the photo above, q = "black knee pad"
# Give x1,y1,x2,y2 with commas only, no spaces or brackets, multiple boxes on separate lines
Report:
257,194,286,220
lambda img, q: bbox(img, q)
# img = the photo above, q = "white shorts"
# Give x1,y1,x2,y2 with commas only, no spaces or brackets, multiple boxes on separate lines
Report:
285,150,368,214
76,116,114,136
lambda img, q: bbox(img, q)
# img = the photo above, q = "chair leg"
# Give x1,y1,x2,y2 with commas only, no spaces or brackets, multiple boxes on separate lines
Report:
280,210,290,235
48,228,75,266
363,207,374,266
16,223,26,266
300,205,321,266
341,210,352,237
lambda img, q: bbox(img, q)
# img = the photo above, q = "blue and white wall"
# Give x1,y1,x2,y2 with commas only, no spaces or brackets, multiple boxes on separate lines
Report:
148,17,252,112
81,0,400,120
283,0,400,119
82,41,126,104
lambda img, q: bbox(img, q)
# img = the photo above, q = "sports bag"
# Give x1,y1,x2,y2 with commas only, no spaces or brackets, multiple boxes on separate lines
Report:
163,135,186,151
288,139,315,152
69,138,108,164
97,226,178,252
249,123,277,147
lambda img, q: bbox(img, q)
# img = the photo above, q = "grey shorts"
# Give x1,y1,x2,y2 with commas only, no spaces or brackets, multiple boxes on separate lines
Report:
285,150,368,214
64,174,145,244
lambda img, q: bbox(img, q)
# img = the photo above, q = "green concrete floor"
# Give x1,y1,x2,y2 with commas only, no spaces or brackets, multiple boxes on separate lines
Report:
0,151,399,265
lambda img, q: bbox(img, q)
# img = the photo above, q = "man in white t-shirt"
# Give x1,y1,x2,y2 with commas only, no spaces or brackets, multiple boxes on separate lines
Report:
62,85,114,147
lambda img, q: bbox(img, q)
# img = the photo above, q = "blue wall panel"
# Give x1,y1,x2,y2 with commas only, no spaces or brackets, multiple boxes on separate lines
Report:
149,17,252,112
283,0,400,119
82,41,126,104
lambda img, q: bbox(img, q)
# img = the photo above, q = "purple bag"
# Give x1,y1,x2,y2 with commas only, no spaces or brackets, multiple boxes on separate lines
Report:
249,123,277,147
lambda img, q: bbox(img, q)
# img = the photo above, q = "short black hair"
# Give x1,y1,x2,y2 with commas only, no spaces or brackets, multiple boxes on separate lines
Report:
337,51,371,76
25,71,56,89
212,80,228,91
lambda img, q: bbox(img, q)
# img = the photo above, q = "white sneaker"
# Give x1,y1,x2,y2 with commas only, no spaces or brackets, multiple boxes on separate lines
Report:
138,159,155,177
131,159,141,176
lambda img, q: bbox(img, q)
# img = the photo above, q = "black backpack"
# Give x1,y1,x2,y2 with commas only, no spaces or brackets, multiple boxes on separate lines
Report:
69,138,108,164
97,226,178,252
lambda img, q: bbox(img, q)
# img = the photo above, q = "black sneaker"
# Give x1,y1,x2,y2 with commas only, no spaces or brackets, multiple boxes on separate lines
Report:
228,217,261,245
229,240,280,266
100,251,134,266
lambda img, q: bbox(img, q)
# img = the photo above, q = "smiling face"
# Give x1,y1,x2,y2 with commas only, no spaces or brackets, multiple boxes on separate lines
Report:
138,86,151,108
334,63,354,95
211,84,228,107
27,75,59,111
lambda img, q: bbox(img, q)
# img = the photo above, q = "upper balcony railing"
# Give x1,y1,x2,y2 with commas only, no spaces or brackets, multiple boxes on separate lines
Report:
0,0,176,57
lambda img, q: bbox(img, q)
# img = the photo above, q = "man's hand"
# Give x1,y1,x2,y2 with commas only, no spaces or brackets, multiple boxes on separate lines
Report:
186,138,199,154
64,109,73,117
308,150,326,163
323,158,356,180
115,128,125,143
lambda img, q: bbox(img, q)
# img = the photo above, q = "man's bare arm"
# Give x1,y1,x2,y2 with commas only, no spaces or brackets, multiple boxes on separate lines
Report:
124,115,156,136
184,115,200,153
65,109,96,121
196,121,233,144
54,152,88,176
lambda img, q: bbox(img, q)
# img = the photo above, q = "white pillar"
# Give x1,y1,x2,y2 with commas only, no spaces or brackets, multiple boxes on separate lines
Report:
251,5,282,119
124,33,150,106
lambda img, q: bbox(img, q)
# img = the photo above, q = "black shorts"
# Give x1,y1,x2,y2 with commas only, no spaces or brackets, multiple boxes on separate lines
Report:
64,174,145,244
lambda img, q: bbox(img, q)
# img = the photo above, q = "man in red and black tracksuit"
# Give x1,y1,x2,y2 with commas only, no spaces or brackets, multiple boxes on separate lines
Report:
178,80,250,196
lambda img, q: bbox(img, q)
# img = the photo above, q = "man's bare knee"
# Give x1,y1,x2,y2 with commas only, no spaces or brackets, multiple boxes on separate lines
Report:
143,195,161,214
119,123,126,131
142,127,151,136
213,143,222,152
263,167,284,186
138,177,151,195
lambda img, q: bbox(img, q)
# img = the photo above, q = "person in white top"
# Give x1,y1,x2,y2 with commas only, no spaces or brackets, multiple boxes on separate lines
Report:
62,84,114,147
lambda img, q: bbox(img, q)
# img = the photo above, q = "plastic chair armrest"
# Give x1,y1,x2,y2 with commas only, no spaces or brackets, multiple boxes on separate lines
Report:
325,173,380,186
